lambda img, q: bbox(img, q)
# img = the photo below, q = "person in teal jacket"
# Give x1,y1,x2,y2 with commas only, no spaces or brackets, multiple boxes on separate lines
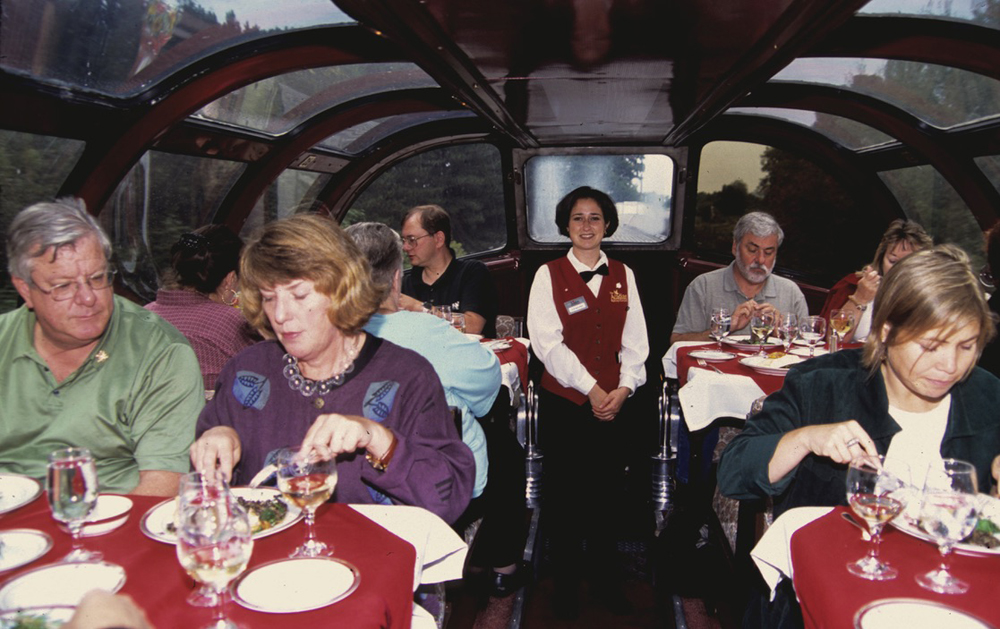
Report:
719,245,1000,517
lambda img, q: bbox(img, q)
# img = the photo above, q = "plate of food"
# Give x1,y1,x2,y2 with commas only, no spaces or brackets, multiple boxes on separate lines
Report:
0,475,43,516
139,486,302,544
738,352,803,376
890,493,1000,557
721,334,782,352
688,349,736,362
232,556,360,613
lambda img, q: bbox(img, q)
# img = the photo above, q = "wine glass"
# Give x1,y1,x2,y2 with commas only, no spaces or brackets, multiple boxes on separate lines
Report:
709,307,731,350
46,447,102,563
775,313,799,354
750,311,775,357
915,458,979,594
177,472,233,607
175,488,253,629
799,315,826,357
845,455,910,581
829,309,855,350
275,446,338,558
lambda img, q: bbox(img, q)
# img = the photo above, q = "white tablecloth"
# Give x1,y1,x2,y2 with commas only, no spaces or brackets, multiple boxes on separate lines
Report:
750,506,833,600
661,341,709,380
677,367,765,431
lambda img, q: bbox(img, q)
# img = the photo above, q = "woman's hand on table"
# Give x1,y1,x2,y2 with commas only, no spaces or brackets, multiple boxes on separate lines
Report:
190,426,242,482
301,413,394,462
593,386,630,421
768,420,876,483
65,591,154,629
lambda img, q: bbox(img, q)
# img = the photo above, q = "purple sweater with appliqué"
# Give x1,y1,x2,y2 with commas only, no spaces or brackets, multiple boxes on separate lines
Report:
196,336,474,523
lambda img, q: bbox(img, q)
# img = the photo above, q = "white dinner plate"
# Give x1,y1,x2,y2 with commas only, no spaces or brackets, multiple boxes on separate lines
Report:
0,475,42,516
0,605,76,628
738,354,803,376
688,349,736,362
854,598,996,629
58,495,132,537
891,494,1000,557
0,561,125,610
789,346,828,357
232,556,360,613
0,530,52,573
721,334,782,352
482,339,512,352
139,486,302,545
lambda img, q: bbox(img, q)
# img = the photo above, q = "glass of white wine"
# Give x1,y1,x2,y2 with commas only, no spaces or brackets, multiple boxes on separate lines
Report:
175,490,253,629
799,315,826,358
750,311,775,357
845,454,910,581
275,446,338,558
829,309,855,350
46,447,102,563
177,472,233,607
709,307,731,350
916,458,979,594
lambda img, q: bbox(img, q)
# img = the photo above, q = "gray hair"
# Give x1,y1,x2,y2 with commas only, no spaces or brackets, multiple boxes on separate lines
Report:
6,197,113,280
344,222,403,302
733,211,784,246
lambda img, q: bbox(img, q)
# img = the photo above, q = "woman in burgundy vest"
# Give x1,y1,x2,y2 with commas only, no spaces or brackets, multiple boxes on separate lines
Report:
527,186,649,618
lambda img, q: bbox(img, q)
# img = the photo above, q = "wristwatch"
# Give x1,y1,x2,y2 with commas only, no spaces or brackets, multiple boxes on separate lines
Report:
848,294,869,311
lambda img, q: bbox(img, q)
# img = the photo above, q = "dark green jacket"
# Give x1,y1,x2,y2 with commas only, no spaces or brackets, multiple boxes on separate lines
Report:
718,349,1000,518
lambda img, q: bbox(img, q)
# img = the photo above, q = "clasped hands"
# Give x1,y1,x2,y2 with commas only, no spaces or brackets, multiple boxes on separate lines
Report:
731,299,781,333
588,384,630,421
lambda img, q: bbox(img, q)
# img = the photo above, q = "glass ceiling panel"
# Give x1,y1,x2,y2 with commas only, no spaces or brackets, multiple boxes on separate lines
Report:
974,155,1000,199
859,0,1000,30
194,64,438,135
318,111,476,155
727,108,896,149
772,58,1000,129
0,0,354,97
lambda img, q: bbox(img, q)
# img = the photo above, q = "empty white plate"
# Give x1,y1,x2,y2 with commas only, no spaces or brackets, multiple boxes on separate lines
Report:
0,561,125,609
854,598,995,629
233,557,360,613
0,529,52,572
0,475,42,515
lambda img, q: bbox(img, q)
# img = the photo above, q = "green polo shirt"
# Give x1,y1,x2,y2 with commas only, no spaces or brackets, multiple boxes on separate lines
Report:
0,296,203,493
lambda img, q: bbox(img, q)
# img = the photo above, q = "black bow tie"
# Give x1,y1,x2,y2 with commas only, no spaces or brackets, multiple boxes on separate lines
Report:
579,264,609,283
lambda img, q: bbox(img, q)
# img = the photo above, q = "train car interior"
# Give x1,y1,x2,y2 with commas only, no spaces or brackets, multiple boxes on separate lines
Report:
2,0,1000,627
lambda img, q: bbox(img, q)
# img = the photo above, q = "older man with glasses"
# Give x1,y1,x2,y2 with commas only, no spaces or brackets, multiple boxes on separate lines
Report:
399,204,499,338
1,198,204,496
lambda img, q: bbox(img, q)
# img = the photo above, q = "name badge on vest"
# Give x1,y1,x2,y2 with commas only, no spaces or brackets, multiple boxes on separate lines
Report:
564,296,588,315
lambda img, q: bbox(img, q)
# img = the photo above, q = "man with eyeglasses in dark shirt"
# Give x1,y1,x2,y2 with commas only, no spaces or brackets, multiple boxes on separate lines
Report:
399,204,499,338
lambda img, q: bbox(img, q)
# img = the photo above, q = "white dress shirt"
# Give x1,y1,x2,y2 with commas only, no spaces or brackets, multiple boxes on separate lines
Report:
527,250,649,397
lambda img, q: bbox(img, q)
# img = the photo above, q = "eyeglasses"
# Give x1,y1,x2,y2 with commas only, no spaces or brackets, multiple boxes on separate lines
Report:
32,269,117,301
401,233,433,248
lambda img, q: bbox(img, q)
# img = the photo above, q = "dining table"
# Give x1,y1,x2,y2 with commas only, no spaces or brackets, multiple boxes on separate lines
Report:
775,506,1000,628
0,491,468,628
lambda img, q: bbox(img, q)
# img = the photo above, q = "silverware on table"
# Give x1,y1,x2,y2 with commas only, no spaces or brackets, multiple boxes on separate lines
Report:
841,511,872,541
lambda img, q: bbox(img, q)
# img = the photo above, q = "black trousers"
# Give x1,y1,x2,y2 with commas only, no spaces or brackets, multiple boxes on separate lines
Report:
538,387,630,584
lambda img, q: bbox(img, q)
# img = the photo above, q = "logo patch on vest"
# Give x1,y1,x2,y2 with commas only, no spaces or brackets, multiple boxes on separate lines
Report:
564,296,589,315
233,371,270,410
609,289,628,303
363,381,399,422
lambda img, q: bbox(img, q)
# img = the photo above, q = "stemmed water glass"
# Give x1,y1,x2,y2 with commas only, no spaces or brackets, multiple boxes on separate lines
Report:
46,447,102,563
775,313,799,354
915,458,980,594
275,446,338,558
750,311,775,357
799,315,826,357
845,455,910,581
829,309,855,350
709,307,731,351
175,485,253,629
177,472,234,607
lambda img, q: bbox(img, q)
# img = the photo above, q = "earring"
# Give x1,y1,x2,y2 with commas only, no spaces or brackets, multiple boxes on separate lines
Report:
223,290,239,307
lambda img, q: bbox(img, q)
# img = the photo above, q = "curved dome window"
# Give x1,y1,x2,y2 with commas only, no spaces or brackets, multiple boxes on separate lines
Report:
727,108,896,150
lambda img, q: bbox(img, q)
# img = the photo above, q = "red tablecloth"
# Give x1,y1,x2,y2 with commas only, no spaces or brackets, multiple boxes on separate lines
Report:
490,337,529,393
675,343,786,393
0,494,416,628
791,507,1000,629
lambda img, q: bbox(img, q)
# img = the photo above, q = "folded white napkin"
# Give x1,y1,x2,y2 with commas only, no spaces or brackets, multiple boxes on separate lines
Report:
750,506,833,600
678,367,765,431
349,504,468,589
662,341,713,380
